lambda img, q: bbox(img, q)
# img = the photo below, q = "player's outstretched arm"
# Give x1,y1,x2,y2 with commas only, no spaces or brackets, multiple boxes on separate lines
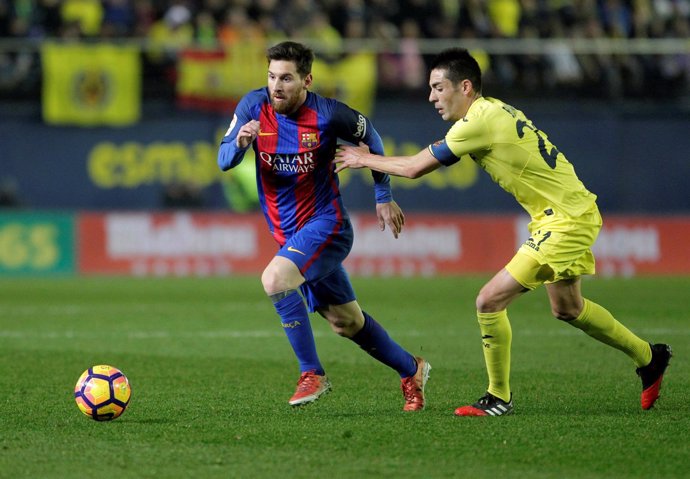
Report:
335,142,441,179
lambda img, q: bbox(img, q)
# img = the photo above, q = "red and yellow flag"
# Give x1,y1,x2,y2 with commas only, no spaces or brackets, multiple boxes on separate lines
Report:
176,42,265,113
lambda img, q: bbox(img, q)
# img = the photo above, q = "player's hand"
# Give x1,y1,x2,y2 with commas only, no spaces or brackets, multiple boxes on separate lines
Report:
236,120,260,149
376,200,405,239
334,142,370,173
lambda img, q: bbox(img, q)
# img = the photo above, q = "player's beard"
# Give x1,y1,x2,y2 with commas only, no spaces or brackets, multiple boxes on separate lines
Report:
271,91,302,115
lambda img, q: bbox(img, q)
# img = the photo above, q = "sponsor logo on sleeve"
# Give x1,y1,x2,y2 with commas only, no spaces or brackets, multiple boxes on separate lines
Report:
354,114,367,139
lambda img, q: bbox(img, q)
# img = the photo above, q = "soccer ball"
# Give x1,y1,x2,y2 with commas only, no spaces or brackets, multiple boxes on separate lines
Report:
74,365,131,421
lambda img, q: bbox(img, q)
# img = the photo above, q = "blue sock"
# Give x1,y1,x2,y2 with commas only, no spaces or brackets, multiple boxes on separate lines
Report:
350,312,417,378
274,291,324,375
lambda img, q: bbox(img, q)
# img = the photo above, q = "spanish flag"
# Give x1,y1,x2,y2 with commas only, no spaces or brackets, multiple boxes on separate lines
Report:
41,42,140,126
176,42,265,113
176,48,233,112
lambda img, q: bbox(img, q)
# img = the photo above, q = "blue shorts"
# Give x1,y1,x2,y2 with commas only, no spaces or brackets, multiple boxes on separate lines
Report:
276,217,356,312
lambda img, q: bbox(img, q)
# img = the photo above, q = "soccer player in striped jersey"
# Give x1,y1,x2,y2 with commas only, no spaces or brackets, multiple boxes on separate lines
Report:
218,41,430,410
335,48,671,416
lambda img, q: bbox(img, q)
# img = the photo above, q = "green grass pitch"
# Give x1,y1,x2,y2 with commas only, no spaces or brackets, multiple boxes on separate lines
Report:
1,276,688,478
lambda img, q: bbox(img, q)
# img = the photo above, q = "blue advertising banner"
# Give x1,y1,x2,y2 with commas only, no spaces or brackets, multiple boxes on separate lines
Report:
1,100,688,213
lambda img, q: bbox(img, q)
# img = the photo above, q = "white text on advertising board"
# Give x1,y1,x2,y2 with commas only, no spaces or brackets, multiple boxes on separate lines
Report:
105,213,256,257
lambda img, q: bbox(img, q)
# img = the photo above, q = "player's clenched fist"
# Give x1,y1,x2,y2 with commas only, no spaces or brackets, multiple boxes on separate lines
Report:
236,119,261,149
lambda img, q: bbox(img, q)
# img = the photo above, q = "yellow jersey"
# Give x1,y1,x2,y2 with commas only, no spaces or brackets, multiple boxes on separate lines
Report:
429,97,597,220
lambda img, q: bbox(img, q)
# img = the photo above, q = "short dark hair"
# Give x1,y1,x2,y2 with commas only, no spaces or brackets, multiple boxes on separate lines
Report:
430,48,482,92
266,41,314,78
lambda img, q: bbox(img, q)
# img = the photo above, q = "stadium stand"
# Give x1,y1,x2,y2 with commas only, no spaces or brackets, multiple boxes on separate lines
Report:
0,0,688,101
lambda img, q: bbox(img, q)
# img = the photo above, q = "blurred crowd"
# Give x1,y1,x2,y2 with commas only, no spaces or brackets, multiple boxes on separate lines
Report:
1,0,689,100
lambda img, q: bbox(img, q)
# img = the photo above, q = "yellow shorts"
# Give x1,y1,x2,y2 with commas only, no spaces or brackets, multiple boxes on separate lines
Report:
505,205,602,290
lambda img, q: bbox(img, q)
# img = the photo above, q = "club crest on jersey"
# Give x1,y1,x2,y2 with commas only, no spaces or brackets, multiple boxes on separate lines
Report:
301,132,319,148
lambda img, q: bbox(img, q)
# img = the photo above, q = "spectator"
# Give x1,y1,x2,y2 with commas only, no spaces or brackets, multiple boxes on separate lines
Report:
133,0,156,37
299,10,343,61
217,5,263,46
543,15,585,91
374,18,425,91
0,0,687,101
201,0,229,23
146,4,194,64
194,9,216,47
0,0,14,37
487,0,522,38
144,4,194,98
32,0,62,37
101,0,135,37
60,0,104,37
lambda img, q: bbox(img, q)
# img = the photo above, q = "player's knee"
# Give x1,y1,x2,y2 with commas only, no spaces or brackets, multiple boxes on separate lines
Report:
551,305,579,322
260,270,274,294
261,267,286,295
476,290,501,313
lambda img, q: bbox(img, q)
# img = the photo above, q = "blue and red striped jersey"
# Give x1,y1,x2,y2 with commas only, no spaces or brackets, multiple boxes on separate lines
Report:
218,88,391,245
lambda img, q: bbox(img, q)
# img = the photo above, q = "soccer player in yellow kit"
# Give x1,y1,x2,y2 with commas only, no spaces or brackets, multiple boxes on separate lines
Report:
335,48,672,416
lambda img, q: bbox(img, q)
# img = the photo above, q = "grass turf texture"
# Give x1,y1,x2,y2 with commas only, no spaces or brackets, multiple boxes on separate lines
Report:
0,276,688,478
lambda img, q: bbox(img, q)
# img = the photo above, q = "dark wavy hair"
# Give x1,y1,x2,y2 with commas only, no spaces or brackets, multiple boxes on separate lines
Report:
266,41,314,78
430,48,482,92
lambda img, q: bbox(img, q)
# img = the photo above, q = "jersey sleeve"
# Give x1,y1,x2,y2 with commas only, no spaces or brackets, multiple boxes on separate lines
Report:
332,101,392,203
217,90,262,171
429,116,492,167
428,139,460,166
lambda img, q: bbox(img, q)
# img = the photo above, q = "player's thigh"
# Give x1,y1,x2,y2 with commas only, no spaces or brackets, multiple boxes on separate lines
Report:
521,212,601,283
540,230,597,283
504,250,555,291
300,264,357,313
277,218,353,282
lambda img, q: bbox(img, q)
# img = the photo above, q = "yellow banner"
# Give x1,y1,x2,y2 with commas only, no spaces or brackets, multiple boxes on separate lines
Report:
312,51,377,116
41,43,140,126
